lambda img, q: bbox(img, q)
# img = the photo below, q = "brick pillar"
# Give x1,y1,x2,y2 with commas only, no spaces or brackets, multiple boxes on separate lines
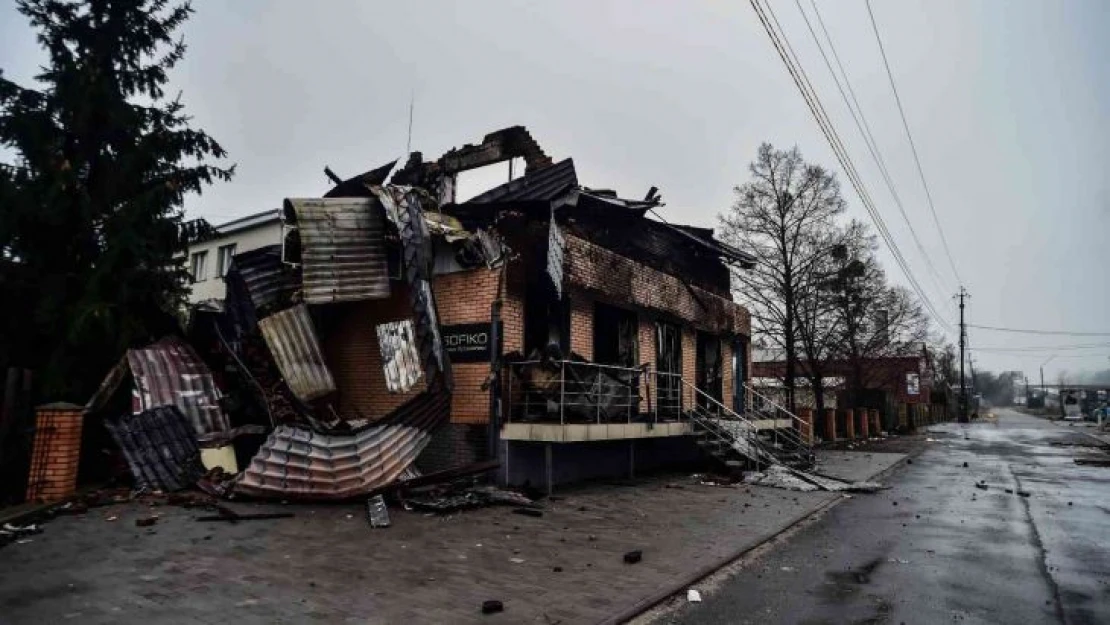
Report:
898,403,908,429
844,408,855,439
25,403,84,503
871,409,881,434
824,408,836,441
798,407,813,445
858,407,869,438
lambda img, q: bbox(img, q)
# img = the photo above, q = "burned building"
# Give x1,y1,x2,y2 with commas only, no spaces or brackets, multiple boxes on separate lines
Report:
60,126,810,504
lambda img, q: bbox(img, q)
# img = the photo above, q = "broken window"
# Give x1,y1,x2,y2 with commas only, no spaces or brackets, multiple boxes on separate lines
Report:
655,322,683,419
696,332,723,412
593,302,638,368
376,319,423,393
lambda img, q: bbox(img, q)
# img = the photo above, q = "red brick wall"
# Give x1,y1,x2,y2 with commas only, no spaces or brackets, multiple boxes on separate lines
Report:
26,405,84,503
681,328,696,411
321,267,519,424
722,340,734,412
435,269,505,424
564,234,750,336
569,293,593,360
323,284,421,420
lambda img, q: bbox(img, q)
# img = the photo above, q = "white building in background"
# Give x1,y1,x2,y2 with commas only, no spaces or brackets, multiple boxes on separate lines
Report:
185,209,281,304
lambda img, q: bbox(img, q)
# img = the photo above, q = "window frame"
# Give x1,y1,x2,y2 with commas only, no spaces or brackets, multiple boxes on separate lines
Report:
216,243,237,278
190,250,208,283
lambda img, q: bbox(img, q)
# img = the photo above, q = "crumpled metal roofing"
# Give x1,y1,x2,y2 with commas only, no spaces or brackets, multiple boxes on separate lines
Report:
284,197,391,304
84,337,229,437
467,158,577,204
258,304,337,402
233,390,450,499
105,405,206,492
225,245,300,320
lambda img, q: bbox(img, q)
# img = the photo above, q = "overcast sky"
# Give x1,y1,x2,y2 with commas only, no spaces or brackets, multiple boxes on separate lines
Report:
2,0,1108,380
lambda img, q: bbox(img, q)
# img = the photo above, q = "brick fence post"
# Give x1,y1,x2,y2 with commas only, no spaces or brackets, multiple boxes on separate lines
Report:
798,407,813,446
898,403,908,429
858,407,870,438
25,402,84,503
844,408,855,440
871,409,881,434
824,408,836,442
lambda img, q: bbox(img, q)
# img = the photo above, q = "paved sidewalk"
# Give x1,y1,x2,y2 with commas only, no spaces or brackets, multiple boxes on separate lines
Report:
0,450,905,625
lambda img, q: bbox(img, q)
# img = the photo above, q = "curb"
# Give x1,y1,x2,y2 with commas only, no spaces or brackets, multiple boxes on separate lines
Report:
598,453,914,625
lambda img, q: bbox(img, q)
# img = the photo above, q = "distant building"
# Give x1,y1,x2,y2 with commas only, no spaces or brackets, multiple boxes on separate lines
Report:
184,209,281,304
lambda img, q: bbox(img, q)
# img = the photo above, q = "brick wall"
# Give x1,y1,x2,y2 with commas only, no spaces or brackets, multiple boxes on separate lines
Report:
569,294,593,360
564,234,750,336
25,404,84,503
638,319,655,410
681,328,696,411
322,285,421,419
722,340,734,412
321,267,520,424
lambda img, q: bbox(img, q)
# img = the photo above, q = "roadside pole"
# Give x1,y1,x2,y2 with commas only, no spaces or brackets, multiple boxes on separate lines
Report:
957,287,969,423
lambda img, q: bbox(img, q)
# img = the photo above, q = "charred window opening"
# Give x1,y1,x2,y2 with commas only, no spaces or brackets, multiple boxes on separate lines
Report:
593,302,638,368
696,332,723,411
656,321,683,420
523,279,569,358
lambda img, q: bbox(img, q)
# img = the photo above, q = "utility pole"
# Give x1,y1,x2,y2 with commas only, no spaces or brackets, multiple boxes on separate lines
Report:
956,287,969,423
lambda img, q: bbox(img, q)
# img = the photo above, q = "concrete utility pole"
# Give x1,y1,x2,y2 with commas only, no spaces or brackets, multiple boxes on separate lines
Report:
956,287,969,423
1040,354,1056,405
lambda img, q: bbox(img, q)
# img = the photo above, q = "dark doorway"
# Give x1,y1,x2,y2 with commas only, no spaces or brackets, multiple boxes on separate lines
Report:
696,332,723,411
655,322,683,420
593,302,638,367
523,279,569,359
732,336,747,414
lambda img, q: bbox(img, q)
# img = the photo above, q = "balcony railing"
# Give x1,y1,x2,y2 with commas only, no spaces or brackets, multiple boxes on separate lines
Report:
504,360,684,425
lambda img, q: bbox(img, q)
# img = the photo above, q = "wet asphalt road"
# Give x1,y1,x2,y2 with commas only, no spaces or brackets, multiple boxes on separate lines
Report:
669,410,1110,625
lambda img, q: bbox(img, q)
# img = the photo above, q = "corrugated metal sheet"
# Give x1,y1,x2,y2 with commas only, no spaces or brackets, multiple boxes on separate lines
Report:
233,390,450,499
285,197,391,304
105,406,206,492
467,158,577,204
127,337,230,436
228,245,300,314
376,319,423,393
258,304,336,402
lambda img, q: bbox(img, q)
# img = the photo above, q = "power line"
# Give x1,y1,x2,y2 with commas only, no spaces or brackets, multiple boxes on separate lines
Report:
794,0,953,303
970,343,1110,352
864,0,963,288
750,0,955,336
968,324,1110,337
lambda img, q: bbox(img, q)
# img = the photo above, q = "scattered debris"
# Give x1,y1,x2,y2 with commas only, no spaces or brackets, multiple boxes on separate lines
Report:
0,523,43,549
1005,489,1014,494
403,483,539,515
781,566,795,572
482,600,504,614
509,558,525,564
962,462,968,468
687,589,702,603
512,508,543,518
105,405,208,493
975,482,988,490
744,465,884,493
553,566,563,573
135,517,158,528
195,506,295,523
888,558,910,564
623,550,643,564
1017,491,1031,498
1074,458,1110,467
106,516,118,522
366,495,391,528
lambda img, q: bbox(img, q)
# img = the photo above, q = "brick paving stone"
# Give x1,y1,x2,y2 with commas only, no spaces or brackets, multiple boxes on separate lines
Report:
0,451,905,624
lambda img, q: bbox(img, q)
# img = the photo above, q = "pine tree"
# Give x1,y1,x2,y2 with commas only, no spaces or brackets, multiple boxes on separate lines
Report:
0,0,232,400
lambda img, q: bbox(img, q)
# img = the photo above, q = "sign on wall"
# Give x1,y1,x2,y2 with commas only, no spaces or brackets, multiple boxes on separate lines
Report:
441,323,492,363
906,373,921,396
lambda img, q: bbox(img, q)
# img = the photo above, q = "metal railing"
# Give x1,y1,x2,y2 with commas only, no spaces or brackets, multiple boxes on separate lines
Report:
741,382,813,455
504,360,683,424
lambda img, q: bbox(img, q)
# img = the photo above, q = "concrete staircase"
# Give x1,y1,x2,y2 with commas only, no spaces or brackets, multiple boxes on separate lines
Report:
684,379,814,474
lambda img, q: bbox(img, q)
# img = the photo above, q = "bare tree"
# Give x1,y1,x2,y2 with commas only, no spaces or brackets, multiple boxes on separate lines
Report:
720,143,845,413
829,222,930,407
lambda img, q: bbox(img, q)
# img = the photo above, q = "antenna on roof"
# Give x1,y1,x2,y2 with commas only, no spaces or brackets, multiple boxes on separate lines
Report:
406,90,415,155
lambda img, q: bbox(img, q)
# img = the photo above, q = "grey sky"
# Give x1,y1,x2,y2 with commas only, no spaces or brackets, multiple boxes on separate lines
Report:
2,0,1108,379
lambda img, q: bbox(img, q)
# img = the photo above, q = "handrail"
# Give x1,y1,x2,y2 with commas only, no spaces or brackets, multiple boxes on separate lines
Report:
743,381,812,432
